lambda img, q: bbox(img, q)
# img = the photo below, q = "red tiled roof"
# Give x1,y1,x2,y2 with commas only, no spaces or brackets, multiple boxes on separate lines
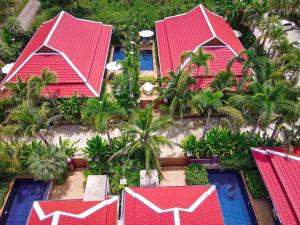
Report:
1,11,112,97
26,197,118,225
251,147,300,225
123,185,224,225
155,5,245,90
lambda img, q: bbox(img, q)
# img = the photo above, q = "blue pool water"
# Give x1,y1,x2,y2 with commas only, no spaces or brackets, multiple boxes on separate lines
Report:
1,179,50,225
208,170,257,225
112,47,154,71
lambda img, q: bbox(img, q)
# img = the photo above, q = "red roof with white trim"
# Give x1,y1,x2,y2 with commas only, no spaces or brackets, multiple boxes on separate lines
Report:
1,11,112,97
26,197,118,225
155,5,244,89
124,185,224,225
251,147,300,225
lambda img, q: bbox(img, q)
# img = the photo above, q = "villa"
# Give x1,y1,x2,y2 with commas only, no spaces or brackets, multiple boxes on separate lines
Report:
0,11,112,97
155,5,245,89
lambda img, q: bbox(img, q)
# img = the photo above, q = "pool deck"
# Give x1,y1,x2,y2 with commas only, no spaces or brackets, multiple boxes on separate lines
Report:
50,169,86,200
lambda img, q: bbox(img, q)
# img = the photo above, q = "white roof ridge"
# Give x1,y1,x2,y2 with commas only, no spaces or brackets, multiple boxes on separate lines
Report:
33,196,118,225
125,185,216,213
44,11,65,45
266,149,300,162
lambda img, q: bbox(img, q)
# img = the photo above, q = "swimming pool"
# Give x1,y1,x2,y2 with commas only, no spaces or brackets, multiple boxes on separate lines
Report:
0,179,50,225
208,170,257,225
112,47,154,71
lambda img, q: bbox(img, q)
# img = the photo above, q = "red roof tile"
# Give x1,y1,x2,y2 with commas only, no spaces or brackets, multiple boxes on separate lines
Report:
1,11,112,97
26,197,118,225
251,147,300,225
155,4,245,89
123,185,224,225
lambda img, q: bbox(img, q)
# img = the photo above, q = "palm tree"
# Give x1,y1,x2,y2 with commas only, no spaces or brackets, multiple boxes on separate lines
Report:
227,48,265,92
230,82,296,136
209,70,236,94
2,100,52,146
109,105,172,177
192,90,222,138
82,93,126,148
25,141,67,182
180,47,214,90
267,27,285,55
29,68,57,105
161,70,195,118
4,76,39,104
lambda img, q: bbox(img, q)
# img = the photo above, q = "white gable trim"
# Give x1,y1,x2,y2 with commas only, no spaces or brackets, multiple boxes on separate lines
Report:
125,186,216,225
33,196,118,225
44,11,64,45
200,5,216,37
250,147,267,154
266,149,300,162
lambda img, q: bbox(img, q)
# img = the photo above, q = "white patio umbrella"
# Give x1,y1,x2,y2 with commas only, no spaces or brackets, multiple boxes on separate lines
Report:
233,30,242,37
106,61,122,71
1,62,15,74
139,30,154,38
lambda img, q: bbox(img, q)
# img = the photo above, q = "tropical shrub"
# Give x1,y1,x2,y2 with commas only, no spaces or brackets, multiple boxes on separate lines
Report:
0,181,10,209
180,134,204,158
59,95,85,123
84,135,117,174
109,159,142,194
185,163,209,185
57,137,79,158
244,170,268,199
25,141,68,182
139,75,157,85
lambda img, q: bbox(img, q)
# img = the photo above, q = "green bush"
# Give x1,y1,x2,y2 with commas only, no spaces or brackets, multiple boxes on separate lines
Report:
244,170,268,199
185,163,209,185
109,159,142,194
0,181,10,208
180,134,204,158
59,95,85,123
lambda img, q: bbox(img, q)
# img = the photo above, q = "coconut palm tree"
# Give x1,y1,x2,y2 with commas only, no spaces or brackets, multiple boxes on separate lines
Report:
109,105,172,177
180,47,214,90
25,141,67,182
161,70,195,118
227,48,265,92
267,27,285,55
29,68,57,106
2,100,52,146
209,70,236,94
230,82,296,136
82,93,126,148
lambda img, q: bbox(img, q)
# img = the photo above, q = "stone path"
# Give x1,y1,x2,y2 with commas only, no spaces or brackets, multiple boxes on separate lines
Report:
17,0,40,30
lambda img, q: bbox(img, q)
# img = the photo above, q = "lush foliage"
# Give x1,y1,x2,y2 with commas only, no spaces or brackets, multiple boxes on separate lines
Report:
110,105,172,177
180,134,200,156
244,170,268,199
25,141,68,182
180,127,282,170
185,163,209,185
84,135,118,174
0,181,10,209
59,95,85,123
109,159,142,194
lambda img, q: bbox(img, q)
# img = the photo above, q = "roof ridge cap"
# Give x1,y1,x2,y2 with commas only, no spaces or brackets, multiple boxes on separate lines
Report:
125,186,216,213
200,5,216,37
43,11,65,45
33,197,118,224
266,149,300,162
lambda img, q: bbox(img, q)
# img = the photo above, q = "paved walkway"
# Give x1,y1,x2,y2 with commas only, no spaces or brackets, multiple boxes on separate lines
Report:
17,0,40,30
50,169,86,200
160,167,186,186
